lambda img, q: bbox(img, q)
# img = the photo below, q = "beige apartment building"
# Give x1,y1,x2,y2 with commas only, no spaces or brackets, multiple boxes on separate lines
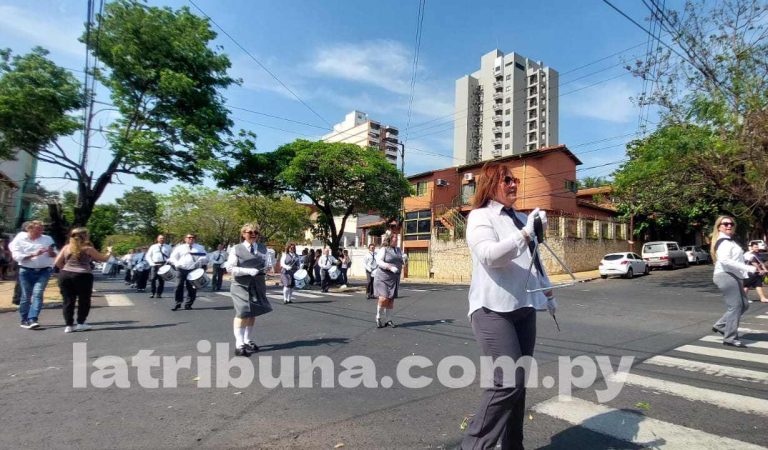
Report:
321,110,400,166
454,49,559,165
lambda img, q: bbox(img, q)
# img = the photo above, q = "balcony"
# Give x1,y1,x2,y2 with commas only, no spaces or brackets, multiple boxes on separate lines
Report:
493,92,503,100
491,138,502,146
492,115,503,122
493,102,503,111
492,127,502,134
493,81,503,89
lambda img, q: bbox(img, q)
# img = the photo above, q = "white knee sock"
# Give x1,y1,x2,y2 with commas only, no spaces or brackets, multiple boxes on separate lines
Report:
287,288,293,301
234,325,245,348
283,286,289,301
376,306,384,319
384,308,391,321
243,325,254,344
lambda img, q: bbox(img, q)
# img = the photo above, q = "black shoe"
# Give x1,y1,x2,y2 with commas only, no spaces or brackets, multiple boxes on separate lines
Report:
376,318,384,328
723,340,747,348
150,294,155,298
157,294,162,299
246,341,259,353
712,326,724,335
184,305,193,310
171,304,181,311
234,346,251,357
385,320,396,328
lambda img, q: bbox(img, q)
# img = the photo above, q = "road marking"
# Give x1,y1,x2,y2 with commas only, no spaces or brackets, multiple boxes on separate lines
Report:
532,396,767,450
292,292,322,298
216,292,231,297
267,294,283,300
644,355,768,384
675,345,768,365
740,327,768,334
699,335,768,349
324,292,352,297
756,315,768,320
606,373,768,416
104,294,134,307
407,289,427,292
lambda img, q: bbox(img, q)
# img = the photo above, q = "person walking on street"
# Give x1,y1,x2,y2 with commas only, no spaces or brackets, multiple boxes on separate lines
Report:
122,249,135,285
146,235,172,298
304,248,315,285
9,221,58,329
168,233,208,311
339,249,351,288
225,223,274,357
313,248,322,286
54,228,113,333
710,216,765,347
743,242,768,303
209,243,228,291
373,232,403,328
280,243,299,304
318,247,337,293
460,162,556,450
0,238,11,280
363,243,378,299
133,246,150,292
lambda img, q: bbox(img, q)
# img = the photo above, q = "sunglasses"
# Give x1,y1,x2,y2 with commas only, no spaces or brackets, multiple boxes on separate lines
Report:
185,236,196,239
244,230,259,235
502,176,520,186
720,222,735,227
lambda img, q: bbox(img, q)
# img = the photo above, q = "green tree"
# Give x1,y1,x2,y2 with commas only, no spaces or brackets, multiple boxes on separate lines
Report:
87,204,119,249
218,139,412,254
158,186,243,249
0,47,83,161
625,0,768,237
233,191,312,249
115,187,159,239
577,176,610,189
105,234,145,256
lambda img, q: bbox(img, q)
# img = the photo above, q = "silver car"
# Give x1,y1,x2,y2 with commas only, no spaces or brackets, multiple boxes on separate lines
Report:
683,245,711,264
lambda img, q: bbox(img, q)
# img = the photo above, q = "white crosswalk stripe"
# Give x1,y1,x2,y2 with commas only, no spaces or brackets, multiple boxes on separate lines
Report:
533,397,767,450
699,334,768,349
644,355,768,384
756,315,768,319
104,294,134,306
675,344,768,365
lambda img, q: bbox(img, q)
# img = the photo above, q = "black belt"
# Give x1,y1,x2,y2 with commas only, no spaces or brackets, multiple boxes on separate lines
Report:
21,266,50,271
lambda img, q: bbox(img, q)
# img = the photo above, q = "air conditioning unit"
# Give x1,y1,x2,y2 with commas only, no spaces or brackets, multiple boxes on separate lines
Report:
435,179,449,187
463,173,474,181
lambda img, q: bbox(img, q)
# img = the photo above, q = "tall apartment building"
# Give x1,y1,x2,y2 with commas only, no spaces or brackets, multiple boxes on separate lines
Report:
453,49,559,165
322,111,400,166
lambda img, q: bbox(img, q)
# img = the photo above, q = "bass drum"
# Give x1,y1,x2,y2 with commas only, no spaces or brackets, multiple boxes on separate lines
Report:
294,269,308,289
328,265,340,280
157,264,177,282
188,268,210,290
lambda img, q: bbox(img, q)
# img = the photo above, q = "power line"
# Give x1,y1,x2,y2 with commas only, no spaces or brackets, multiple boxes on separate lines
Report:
403,0,426,147
187,0,331,128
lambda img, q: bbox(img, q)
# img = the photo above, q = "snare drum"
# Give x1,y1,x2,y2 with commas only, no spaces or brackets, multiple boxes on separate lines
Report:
294,269,309,289
188,268,210,290
328,265,340,280
157,264,177,282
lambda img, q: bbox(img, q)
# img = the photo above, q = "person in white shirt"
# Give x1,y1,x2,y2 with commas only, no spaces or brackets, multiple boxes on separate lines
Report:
121,249,135,284
225,223,275,357
132,246,150,292
363,243,378,299
460,163,555,449
742,242,768,303
145,235,172,298
279,243,300,304
710,216,765,347
209,243,228,292
9,221,57,329
168,233,208,310
317,247,338,293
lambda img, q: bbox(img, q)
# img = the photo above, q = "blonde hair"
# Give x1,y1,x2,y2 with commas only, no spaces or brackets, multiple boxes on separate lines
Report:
241,222,260,235
709,215,735,262
68,227,91,259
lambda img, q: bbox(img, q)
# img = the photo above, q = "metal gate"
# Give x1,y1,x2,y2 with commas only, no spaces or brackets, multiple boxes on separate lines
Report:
406,249,429,278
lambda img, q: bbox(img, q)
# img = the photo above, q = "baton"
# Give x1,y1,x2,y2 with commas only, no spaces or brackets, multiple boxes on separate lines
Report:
524,212,577,293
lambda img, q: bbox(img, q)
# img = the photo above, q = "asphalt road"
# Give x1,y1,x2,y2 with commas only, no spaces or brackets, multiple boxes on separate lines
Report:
1,265,766,449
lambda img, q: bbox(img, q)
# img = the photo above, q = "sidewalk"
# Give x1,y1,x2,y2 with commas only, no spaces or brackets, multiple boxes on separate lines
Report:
0,278,63,314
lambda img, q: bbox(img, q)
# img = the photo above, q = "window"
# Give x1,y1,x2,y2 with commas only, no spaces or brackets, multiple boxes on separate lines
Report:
505,97,511,103
505,86,511,92
505,132,510,138
601,222,610,239
564,180,577,193
515,62,525,71
404,210,432,241
504,144,510,150
565,218,578,238
505,121,510,126
415,181,427,196
506,74,511,80
505,109,511,115
461,182,476,205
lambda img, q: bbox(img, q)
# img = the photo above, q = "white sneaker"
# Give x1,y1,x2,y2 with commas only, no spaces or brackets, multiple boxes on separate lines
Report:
341,284,347,289
75,323,92,332
64,326,73,333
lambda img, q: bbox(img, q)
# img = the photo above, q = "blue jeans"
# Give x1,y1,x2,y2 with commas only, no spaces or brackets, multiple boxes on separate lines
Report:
18,267,53,322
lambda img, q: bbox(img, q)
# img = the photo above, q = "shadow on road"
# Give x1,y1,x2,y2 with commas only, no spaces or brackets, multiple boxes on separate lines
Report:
397,318,455,329
259,337,350,351
95,322,184,331
537,409,664,450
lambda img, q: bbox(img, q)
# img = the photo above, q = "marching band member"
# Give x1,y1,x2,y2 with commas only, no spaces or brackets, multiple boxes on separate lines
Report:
132,246,150,292
363,243,378,299
209,243,228,291
317,247,338,293
225,223,274,357
145,235,172,298
461,162,554,450
373,232,402,328
280,243,299,304
168,233,208,311
122,249,135,285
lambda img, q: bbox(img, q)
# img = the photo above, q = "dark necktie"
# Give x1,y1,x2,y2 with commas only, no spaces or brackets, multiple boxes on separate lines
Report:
503,208,545,275
250,243,255,255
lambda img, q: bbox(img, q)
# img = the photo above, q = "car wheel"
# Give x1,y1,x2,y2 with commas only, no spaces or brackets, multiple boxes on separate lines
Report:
600,275,608,279
644,265,650,275
625,267,634,279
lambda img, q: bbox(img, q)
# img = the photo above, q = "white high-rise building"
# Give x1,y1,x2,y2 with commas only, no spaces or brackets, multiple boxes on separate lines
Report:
322,111,400,166
453,49,559,165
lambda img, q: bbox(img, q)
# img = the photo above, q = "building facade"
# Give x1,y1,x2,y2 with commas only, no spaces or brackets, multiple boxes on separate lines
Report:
322,110,400,166
0,150,39,233
454,49,559,165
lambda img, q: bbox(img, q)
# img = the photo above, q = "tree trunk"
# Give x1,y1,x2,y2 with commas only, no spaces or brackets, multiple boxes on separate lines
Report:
47,203,69,248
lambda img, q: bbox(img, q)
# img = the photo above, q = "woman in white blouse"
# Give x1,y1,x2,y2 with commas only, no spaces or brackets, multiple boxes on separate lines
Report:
710,215,765,347
461,162,555,450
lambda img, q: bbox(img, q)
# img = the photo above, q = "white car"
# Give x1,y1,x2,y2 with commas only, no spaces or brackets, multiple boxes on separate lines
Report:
683,245,711,264
599,252,649,279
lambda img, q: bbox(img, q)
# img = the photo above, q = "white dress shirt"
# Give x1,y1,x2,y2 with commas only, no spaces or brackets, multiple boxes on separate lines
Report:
9,232,56,269
210,250,227,265
465,200,550,317
225,242,275,276
145,243,172,264
318,254,337,270
363,251,378,273
169,243,209,270
714,232,755,278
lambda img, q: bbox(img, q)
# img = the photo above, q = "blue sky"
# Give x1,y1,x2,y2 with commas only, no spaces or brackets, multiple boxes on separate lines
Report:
0,0,674,204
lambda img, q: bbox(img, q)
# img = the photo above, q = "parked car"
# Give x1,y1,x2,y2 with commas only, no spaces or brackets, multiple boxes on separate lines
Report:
683,245,711,264
599,252,649,279
748,240,767,252
641,241,689,269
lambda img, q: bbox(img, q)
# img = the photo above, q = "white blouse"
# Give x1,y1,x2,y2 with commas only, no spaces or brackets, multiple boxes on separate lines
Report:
713,232,756,279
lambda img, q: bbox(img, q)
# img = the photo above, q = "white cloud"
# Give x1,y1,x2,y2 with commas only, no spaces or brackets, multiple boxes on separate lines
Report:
561,79,639,123
311,40,413,95
0,5,84,58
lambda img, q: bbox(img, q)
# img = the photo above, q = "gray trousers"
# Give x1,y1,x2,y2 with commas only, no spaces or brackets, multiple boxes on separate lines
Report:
713,272,749,343
462,306,536,450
